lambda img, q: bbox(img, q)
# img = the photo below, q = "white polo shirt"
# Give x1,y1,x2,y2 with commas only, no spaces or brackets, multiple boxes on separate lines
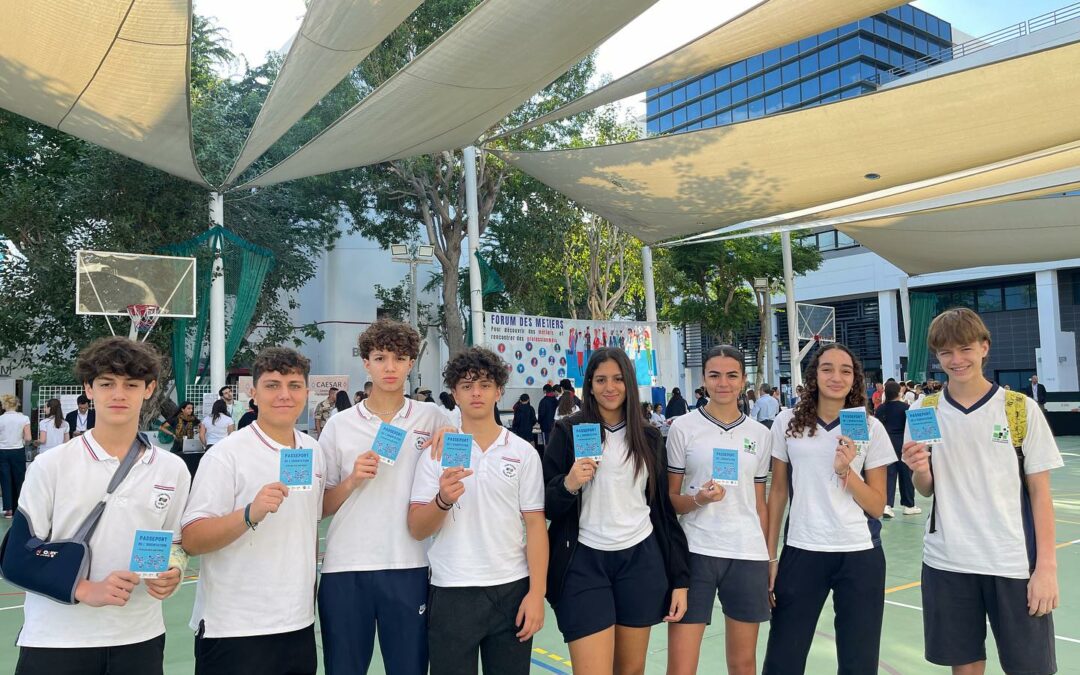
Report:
578,422,653,551
410,428,544,587
320,399,450,573
0,410,29,448
182,423,325,638
771,408,895,552
907,386,1063,579
667,409,773,561
17,432,190,648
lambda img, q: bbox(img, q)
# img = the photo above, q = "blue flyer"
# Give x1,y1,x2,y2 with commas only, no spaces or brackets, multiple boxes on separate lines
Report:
372,423,408,465
279,448,313,491
907,407,944,445
441,433,474,469
572,423,603,461
129,529,171,579
839,408,871,444
712,448,739,486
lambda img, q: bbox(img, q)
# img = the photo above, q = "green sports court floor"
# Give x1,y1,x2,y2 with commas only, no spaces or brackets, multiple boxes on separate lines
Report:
2,437,1079,674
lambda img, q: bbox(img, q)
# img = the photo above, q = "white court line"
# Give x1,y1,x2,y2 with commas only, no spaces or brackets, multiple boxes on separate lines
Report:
885,600,1080,644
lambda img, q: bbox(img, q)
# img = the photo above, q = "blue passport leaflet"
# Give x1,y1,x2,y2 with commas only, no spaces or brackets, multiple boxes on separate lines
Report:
372,422,408,465
712,448,739,486
279,448,313,491
441,433,473,469
906,407,944,445
573,423,603,461
839,408,871,446
129,529,171,578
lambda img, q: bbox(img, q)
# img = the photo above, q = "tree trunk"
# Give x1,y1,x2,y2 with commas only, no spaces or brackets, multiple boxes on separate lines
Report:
756,289,769,385
442,243,466,356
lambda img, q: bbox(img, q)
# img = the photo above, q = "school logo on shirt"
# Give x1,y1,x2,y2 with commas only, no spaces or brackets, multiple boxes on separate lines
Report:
743,439,758,455
991,424,1011,444
501,461,519,479
414,431,431,450
151,485,174,510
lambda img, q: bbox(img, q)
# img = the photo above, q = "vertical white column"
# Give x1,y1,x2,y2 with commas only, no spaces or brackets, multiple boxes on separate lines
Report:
463,146,484,346
781,232,801,388
210,192,226,395
899,276,912,348
1035,270,1078,391
642,246,658,324
878,290,901,381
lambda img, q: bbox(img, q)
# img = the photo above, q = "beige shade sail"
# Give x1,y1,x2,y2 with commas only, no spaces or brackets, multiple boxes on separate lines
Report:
0,0,207,186
223,0,423,186
239,0,658,189
492,0,902,140
495,41,1080,245
836,197,1080,276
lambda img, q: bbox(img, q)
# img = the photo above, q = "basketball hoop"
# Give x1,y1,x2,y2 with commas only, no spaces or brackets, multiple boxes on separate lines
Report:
126,304,161,341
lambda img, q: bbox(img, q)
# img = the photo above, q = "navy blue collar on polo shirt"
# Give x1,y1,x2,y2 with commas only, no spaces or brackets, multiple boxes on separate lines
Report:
944,383,999,415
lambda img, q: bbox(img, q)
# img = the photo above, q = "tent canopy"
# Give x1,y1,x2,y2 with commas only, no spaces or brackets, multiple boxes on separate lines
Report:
223,0,423,185
0,0,207,186
239,0,658,188
838,196,1080,276
493,0,901,140
495,41,1080,245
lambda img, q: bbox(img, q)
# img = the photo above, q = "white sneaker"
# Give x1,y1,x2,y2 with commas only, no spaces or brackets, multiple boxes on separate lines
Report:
903,506,923,515
883,505,895,519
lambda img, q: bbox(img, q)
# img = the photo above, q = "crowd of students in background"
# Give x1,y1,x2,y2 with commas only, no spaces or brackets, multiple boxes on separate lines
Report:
0,307,1065,675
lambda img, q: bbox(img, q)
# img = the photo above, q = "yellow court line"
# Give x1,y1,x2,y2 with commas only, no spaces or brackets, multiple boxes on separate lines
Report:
884,581,921,594
1056,538,1080,550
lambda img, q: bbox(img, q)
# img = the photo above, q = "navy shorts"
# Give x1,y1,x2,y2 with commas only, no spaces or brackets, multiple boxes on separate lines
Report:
922,564,1056,673
554,534,668,642
680,553,770,624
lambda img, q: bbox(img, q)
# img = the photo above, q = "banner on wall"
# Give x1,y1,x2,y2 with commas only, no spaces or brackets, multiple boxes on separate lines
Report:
485,312,658,389
307,375,349,429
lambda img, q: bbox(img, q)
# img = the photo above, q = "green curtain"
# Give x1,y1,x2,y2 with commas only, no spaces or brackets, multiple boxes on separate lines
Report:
476,251,505,295
906,292,937,381
161,227,275,402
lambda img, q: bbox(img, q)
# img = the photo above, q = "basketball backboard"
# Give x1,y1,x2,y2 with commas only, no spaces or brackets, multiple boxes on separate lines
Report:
76,250,196,317
796,303,836,344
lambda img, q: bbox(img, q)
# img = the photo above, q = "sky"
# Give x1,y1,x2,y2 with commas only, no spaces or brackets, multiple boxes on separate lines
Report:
193,0,1074,113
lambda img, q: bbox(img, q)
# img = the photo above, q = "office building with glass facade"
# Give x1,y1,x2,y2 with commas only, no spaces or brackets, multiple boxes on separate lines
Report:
646,4,953,136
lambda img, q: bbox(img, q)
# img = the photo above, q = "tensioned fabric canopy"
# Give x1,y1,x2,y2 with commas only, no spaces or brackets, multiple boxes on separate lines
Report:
222,0,423,185
0,0,208,186
836,197,1080,276
492,0,901,141
495,41,1080,245
240,0,658,188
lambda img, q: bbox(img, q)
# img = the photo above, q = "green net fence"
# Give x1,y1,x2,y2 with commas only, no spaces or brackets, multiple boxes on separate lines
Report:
161,226,274,402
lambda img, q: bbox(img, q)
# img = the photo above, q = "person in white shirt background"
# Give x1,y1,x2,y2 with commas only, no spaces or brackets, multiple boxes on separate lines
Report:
0,393,31,518
182,347,324,675
199,400,234,452
36,397,69,454
763,343,895,674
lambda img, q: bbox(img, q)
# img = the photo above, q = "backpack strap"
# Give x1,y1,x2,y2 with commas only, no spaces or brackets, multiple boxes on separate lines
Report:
1004,388,1036,569
922,392,941,408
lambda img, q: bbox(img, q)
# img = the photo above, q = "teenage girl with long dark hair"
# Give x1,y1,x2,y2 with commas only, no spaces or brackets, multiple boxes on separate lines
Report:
543,347,689,674
763,344,896,673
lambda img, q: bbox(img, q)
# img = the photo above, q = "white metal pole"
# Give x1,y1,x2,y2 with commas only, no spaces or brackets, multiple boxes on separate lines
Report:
463,146,484,346
409,257,419,393
642,245,658,325
781,231,800,389
899,275,912,347
764,287,773,386
210,192,226,396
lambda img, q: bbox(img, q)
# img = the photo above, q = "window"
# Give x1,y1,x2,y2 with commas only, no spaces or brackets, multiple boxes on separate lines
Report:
839,37,859,61
900,4,913,23
686,79,700,98
977,287,1004,313
875,42,890,63
715,110,732,125
747,54,764,74
927,15,940,37
836,231,856,248
800,52,819,76
660,93,673,110
716,67,731,87
688,121,701,131
817,230,837,250
748,75,764,97
647,98,659,117
840,62,862,85
660,113,672,130
701,95,716,114
731,60,747,80
914,8,927,31
886,7,901,19
701,116,715,129
647,119,659,135
936,290,976,313
839,21,858,35
748,97,765,117
782,84,801,108
673,108,686,125
820,69,840,93
672,87,686,105
687,101,701,120
801,77,820,99
732,81,748,103
765,91,783,113
874,18,889,37
764,48,781,68
1004,283,1037,310
820,28,838,42
799,36,817,52
915,36,928,54
889,23,902,45
820,44,839,68
995,370,1036,392
821,92,841,103
699,73,715,94
859,18,874,32
716,88,731,108
782,61,800,83
764,68,781,91
781,43,799,60
731,104,749,122
902,29,915,50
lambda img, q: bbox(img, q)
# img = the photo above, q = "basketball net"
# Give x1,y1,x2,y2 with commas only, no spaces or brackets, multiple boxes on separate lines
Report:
126,304,161,342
